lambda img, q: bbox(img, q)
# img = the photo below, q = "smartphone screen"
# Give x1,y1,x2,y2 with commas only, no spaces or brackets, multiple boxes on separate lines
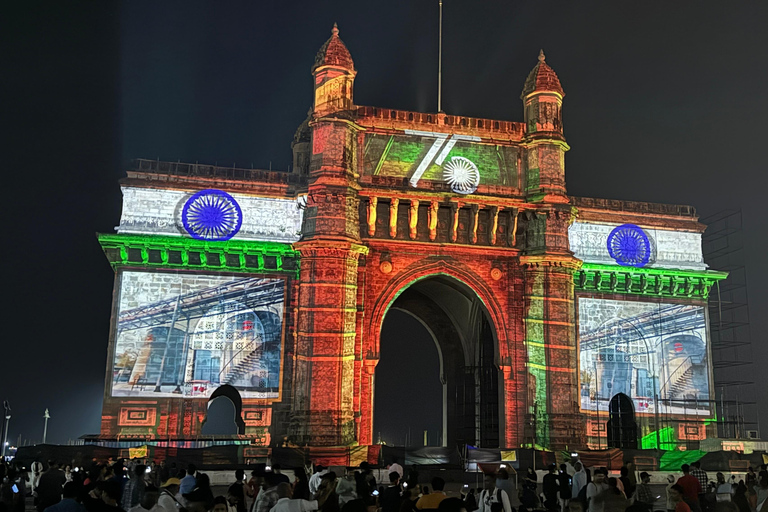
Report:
12,484,19,494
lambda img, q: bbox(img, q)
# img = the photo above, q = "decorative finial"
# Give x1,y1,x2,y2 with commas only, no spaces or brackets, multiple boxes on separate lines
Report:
332,22,339,36
538,49,546,63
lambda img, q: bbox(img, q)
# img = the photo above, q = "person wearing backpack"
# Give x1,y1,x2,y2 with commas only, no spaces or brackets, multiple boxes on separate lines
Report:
477,473,511,512
585,470,609,512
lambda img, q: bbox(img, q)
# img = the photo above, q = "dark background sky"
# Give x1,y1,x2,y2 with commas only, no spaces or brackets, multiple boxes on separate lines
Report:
3,1,766,446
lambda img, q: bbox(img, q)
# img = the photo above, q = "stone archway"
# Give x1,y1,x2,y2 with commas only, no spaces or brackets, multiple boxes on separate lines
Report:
372,274,503,448
607,392,637,449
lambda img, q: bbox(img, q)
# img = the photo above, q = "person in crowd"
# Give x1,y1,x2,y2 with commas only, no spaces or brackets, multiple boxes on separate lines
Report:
731,482,750,512
566,501,584,512
593,478,628,512
399,487,421,512
668,485,692,512
122,466,147,511
714,473,733,503
571,463,587,504
379,472,402,512
309,467,328,500
543,465,559,511
690,462,709,506
477,473,511,512
85,481,126,512
755,474,768,512
182,473,213,512
585,469,609,512
335,469,357,508
156,478,181,512
666,474,678,512
495,470,516,510
228,470,248,512
416,477,446,510
210,496,229,512
633,472,655,512
464,489,477,512
179,466,197,497
558,464,572,512
677,465,702,512
524,468,537,491
157,463,169,488
247,468,266,507
437,498,466,512
316,473,339,512
128,487,159,512
626,462,638,498
254,474,281,512
44,481,86,512
38,462,68,512
619,467,632,500
292,468,310,502
270,482,318,512
388,461,404,482
272,465,290,485
746,469,757,488
32,460,45,496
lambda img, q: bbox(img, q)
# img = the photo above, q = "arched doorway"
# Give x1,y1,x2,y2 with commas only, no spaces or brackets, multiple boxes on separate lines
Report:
607,393,637,449
374,275,501,448
201,384,246,435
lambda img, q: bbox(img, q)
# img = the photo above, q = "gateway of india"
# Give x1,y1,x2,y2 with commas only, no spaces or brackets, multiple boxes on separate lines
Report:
97,25,726,458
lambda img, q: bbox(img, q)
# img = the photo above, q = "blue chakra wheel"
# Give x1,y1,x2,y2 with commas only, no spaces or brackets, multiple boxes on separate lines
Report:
182,189,243,241
607,224,651,268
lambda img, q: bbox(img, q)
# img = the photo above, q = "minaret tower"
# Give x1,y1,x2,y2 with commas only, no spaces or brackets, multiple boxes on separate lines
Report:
521,50,568,202
290,24,366,446
519,50,584,449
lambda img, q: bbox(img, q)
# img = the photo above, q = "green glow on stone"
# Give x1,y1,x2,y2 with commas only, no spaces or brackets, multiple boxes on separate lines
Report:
98,233,299,276
641,426,676,450
575,263,727,299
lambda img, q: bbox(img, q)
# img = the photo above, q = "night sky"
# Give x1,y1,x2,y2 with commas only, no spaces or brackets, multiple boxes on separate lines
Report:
4,1,767,446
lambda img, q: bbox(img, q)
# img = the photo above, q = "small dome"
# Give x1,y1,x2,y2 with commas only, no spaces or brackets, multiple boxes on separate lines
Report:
520,50,564,99
312,23,355,73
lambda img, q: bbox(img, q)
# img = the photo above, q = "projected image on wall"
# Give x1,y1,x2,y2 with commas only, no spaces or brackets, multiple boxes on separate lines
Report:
111,271,285,399
578,298,710,416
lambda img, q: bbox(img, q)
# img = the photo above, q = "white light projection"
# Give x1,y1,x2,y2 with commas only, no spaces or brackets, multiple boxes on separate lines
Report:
569,221,706,271
118,186,303,243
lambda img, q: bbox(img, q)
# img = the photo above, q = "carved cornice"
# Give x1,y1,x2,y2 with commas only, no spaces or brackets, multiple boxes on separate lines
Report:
575,262,728,300
98,233,299,276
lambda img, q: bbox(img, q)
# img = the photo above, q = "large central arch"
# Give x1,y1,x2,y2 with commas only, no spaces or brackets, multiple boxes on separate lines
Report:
375,276,501,447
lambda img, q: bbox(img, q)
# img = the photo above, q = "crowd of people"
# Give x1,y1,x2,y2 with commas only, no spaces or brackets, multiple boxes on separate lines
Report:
0,457,766,512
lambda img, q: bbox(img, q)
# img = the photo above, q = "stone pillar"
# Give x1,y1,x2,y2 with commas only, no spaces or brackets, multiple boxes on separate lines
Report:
290,242,366,446
519,206,584,450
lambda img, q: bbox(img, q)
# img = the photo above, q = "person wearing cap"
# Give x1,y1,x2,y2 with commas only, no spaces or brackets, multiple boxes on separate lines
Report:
157,478,182,512
634,472,656,511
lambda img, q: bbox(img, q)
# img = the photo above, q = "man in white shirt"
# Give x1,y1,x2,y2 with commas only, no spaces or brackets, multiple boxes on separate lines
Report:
477,473,512,512
308,465,328,498
270,483,318,512
571,462,587,500
387,460,404,481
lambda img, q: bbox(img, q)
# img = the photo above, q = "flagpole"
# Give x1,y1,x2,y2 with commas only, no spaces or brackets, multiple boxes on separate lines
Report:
438,0,443,113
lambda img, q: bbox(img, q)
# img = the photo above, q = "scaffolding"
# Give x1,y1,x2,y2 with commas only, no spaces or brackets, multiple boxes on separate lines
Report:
701,209,759,440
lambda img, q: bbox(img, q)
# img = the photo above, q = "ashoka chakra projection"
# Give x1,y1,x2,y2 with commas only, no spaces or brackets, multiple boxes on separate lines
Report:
607,223,651,267
182,189,243,241
443,156,480,194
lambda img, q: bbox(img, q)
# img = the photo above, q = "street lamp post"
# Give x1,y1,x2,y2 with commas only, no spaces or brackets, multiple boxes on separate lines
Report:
2,401,10,458
43,409,50,444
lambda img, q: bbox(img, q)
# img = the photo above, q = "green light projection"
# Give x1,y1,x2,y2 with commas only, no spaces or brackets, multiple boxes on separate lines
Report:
98,234,299,276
